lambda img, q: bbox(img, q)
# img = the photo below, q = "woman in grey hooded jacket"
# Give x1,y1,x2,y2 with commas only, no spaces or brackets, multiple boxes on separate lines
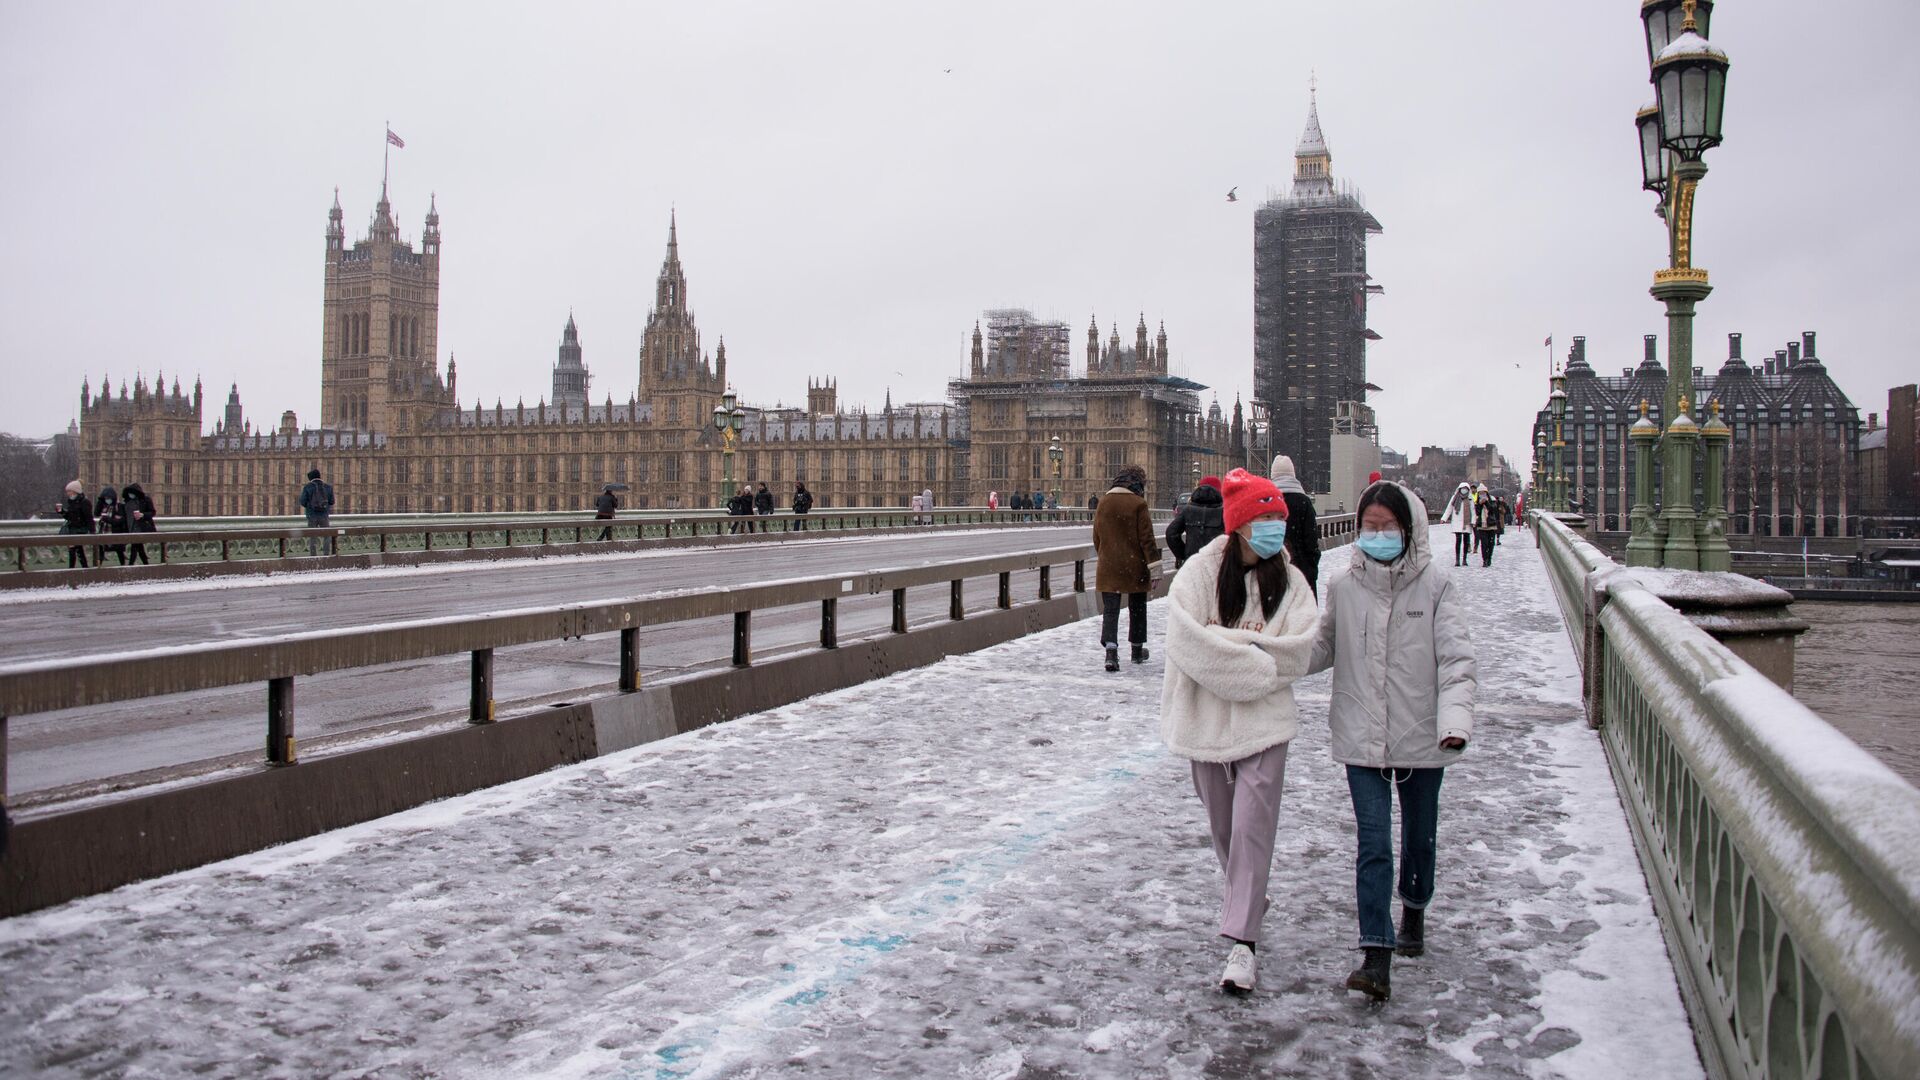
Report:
1309,480,1476,1001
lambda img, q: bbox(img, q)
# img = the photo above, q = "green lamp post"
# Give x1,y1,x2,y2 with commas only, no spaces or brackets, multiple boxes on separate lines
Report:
1699,399,1732,570
1549,372,1569,512
1634,0,1729,569
1627,399,1663,566
1533,428,1548,516
712,389,745,502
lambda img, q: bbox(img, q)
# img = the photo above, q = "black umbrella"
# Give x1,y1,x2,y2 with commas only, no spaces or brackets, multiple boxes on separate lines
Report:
602,483,631,492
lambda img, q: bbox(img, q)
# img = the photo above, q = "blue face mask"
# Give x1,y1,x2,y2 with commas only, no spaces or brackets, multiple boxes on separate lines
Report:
1246,519,1288,559
1356,529,1404,562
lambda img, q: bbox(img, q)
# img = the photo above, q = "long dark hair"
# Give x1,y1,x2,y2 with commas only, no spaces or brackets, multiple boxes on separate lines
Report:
1216,532,1288,625
1356,482,1415,561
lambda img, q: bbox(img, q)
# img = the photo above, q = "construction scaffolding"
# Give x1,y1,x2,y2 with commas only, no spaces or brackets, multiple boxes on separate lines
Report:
982,309,1072,381
1252,176,1383,496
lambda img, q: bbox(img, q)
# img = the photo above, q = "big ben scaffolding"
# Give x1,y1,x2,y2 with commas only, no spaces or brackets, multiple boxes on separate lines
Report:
1253,88,1383,495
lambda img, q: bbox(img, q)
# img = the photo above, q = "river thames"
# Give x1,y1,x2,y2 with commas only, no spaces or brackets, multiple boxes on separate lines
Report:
1792,600,1920,788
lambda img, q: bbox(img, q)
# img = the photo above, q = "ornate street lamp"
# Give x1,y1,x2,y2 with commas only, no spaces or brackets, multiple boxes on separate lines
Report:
1543,372,1559,511
1048,434,1065,510
713,389,745,502
1629,0,1730,569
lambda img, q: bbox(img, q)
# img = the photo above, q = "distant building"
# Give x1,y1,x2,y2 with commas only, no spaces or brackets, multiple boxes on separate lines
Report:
1531,333,1863,537
1858,383,1918,527
1253,90,1382,496
79,201,961,515
951,313,1250,507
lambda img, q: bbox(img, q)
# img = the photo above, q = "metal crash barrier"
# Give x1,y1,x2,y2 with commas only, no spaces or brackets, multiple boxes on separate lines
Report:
0,507,1117,575
0,543,1098,794
1531,510,1920,1080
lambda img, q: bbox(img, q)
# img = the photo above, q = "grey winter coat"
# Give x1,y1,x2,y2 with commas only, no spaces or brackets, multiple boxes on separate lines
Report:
1309,483,1476,768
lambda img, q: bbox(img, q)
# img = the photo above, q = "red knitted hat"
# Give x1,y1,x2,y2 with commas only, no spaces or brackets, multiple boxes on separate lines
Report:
1199,475,1222,490
1221,468,1287,535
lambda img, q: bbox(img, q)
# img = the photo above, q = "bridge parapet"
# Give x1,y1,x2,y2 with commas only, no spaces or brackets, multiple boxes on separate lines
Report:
1532,510,1920,1080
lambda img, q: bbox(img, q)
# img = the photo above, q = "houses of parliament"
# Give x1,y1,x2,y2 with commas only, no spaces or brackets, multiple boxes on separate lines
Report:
76,184,1254,518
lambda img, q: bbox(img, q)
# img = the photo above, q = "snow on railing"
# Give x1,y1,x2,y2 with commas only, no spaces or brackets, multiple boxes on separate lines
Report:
1531,510,1920,1080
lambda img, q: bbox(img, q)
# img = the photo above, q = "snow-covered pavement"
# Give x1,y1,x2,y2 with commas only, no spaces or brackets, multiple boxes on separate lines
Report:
0,526,1701,1078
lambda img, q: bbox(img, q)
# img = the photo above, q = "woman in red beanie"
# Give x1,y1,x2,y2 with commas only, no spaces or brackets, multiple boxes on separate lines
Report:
1159,468,1319,995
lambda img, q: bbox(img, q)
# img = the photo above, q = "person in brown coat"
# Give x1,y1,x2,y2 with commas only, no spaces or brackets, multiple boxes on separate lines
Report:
1093,464,1161,671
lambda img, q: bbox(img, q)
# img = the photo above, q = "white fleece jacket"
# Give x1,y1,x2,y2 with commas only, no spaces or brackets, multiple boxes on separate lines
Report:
1159,535,1320,763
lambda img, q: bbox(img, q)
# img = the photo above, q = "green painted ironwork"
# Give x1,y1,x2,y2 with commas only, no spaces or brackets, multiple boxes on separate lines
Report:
1532,510,1920,1080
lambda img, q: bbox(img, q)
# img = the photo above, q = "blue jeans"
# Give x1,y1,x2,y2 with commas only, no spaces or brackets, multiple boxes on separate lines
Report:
1344,765,1445,950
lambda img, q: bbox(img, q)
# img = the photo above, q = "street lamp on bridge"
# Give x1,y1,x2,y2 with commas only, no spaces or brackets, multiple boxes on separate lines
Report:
1630,0,1732,570
1047,434,1064,509
712,390,745,503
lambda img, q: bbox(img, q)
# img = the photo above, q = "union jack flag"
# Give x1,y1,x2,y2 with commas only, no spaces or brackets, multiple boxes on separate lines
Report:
387,128,405,148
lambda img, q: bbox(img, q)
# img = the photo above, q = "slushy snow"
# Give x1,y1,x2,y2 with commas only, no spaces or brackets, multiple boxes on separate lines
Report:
0,526,1701,1078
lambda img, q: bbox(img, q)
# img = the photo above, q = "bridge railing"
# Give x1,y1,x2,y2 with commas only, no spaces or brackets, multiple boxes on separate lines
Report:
1531,511,1920,1080
0,543,1107,803
0,506,1128,574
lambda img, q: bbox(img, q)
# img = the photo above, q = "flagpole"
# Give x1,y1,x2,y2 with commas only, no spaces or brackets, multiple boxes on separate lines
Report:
383,120,390,193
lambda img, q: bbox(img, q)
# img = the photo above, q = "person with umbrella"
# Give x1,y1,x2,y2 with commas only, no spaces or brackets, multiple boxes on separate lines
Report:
595,483,627,541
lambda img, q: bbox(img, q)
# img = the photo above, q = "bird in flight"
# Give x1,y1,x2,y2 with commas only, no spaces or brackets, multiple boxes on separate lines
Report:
943,68,952,74
1226,187,1239,202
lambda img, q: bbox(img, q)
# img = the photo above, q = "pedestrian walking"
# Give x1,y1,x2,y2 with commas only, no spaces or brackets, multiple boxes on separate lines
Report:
988,490,1000,513
1440,482,1474,567
57,480,93,568
1310,480,1476,1001
1492,495,1510,546
922,487,935,525
595,486,619,541
1165,475,1224,569
95,485,128,566
1472,485,1500,567
299,469,335,556
1160,467,1319,995
120,482,157,565
1269,455,1322,597
1086,493,1099,511
727,488,752,533
1093,464,1159,672
754,482,774,524
791,482,813,530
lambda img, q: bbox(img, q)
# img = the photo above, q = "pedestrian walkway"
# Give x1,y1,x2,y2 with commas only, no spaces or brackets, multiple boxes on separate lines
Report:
0,526,1701,1078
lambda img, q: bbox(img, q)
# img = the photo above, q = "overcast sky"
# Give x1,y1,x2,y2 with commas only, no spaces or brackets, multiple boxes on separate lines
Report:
3,1,1916,478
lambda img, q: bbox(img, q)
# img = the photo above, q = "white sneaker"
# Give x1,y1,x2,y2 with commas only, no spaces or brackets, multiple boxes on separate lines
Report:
1221,943,1256,995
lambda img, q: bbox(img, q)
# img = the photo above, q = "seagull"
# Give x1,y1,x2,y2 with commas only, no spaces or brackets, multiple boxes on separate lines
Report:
943,68,952,74
1226,187,1239,202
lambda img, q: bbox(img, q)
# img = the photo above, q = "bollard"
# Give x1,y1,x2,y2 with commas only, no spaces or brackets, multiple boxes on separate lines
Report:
1074,560,1086,592
470,649,495,724
821,598,838,649
267,677,296,765
1039,565,1051,600
733,611,752,666
619,628,640,691
950,580,964,621
998,571,1012,609
892,588,908,634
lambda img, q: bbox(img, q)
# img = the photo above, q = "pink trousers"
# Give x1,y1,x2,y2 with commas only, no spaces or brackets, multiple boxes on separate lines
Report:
1190,740,1291,943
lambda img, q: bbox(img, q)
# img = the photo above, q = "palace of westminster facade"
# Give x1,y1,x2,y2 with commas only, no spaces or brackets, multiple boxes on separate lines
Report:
76,187,1253,518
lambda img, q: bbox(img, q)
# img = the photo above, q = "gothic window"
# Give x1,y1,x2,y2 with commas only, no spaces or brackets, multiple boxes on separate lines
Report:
989,449,1008,479
569,456,583,483
899,450,910,477
990,401,1010,424
483,459,494,483
699,454,711,482
663,456,680,483
635,458,650,483
547,457,560,484
845,452,858,482
1073,448,1085,480
924,450,939,478
795,453,806,482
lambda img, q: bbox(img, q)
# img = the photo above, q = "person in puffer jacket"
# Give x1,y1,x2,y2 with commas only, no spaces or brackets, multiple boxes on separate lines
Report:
1309,480,1476,1003
1160,468,1319,997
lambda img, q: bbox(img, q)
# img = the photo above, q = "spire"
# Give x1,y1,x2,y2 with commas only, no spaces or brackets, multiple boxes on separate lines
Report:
1291,79,1335,194
1296,84,1328,158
